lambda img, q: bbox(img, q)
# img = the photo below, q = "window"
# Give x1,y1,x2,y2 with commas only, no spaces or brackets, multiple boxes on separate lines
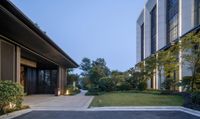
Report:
167,0,179,43
194,0,200,26
141,23,144,61
151,5,157,54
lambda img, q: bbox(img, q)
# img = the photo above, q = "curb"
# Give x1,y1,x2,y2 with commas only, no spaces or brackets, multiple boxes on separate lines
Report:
89,106,200,117
0,109,32,119
85,96,94,108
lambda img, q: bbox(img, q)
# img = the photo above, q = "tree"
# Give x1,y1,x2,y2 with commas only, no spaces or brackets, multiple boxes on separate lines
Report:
79,58,92,89
79,58,111,90
126,73,139,89
89,58,110,85
111,70,125,86
181,32,200,91
136,61,146,81
98,77,115,92
145,55,157,81
163,44,179,78
80,57,92,76
91,58,110,76
157,44,180,90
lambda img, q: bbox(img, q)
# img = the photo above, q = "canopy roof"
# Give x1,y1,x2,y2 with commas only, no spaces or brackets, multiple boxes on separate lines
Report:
0,0,78,68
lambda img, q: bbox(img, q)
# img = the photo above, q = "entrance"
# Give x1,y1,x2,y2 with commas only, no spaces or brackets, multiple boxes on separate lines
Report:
20,65,58,95
20,66,37,95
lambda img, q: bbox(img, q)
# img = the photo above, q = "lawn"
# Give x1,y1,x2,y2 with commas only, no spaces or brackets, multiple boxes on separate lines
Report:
90,92,184,107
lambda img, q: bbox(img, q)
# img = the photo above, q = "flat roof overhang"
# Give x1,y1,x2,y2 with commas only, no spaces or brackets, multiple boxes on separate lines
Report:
0,1,78,68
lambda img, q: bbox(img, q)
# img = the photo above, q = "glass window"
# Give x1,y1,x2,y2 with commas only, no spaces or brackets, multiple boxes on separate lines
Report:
194,0,200,26
151,5,157,54
141,23,144,61
167,0,179,43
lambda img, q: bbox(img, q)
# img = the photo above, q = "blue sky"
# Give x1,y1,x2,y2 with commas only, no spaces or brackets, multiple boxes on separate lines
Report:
12,0,145,72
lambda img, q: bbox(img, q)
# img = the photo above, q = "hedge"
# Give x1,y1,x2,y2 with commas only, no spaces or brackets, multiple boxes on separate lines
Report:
0,80,24,115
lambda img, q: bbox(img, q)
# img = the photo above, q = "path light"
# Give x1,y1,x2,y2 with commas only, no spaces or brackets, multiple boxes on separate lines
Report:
66,90,70,95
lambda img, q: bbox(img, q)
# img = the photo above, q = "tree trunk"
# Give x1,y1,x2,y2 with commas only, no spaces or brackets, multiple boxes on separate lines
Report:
159,69,162,90
191,68,196,92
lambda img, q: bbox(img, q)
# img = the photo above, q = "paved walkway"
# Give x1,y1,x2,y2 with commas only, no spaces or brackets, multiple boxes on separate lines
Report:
23,90,94,110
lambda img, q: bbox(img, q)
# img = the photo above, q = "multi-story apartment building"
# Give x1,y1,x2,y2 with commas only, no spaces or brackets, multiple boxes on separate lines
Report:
136,0,200,91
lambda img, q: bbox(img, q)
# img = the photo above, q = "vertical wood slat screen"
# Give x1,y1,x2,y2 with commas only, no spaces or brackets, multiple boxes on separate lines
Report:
0,40,15,81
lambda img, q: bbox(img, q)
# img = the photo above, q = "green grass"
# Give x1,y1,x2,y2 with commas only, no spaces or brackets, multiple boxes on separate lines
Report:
90,92,184,107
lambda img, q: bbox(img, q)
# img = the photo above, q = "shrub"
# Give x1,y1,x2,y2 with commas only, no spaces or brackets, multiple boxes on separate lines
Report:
85,91,103,96
161,78,175,90
65,85,80,96
98,77,115,92
177,76,192,91
88,84,100,93
138,81,147,91
85,84,102,96
191,91,200,106
0,80,24,115
80,77,90,90
117,82,132,91
160,90,174,95
126,76,139,89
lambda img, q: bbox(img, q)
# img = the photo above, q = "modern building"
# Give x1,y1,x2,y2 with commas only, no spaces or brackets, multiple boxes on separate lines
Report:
0,0,78,95
136,0,200,91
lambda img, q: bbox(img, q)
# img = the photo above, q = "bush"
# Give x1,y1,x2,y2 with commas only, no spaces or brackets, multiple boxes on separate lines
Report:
138,81,147,91
177,76,192,91
0,81,24,115
85,91,104,96
65,85,80,96
85,84,102,96
160,90,174,95
191,91,200,106
98,77,115,92
80,77,90,90
126,76,139,90
116,82,132,91
88,84,100,93
161,78,175,90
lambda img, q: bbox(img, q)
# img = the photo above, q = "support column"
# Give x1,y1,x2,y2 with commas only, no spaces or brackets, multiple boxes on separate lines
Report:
16,46,21,83
178,41,183,92
153,70,156,89
178,0,183,92
57,66,67,95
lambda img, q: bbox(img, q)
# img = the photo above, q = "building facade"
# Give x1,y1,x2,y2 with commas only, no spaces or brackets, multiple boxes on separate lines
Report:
136,0,200,90
0,1,78,95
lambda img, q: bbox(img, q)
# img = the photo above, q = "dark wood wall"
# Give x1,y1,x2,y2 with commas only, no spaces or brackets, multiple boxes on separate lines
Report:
0,39,15,81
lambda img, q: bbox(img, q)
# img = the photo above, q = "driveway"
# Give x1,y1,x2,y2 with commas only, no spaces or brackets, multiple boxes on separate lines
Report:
13,111,200,119
23,90,93,110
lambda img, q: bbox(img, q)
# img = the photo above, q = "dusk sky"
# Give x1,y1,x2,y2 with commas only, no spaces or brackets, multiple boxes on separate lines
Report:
12,0,145,73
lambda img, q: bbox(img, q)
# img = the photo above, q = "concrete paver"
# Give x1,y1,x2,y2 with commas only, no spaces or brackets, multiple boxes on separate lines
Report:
23,90,94,110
